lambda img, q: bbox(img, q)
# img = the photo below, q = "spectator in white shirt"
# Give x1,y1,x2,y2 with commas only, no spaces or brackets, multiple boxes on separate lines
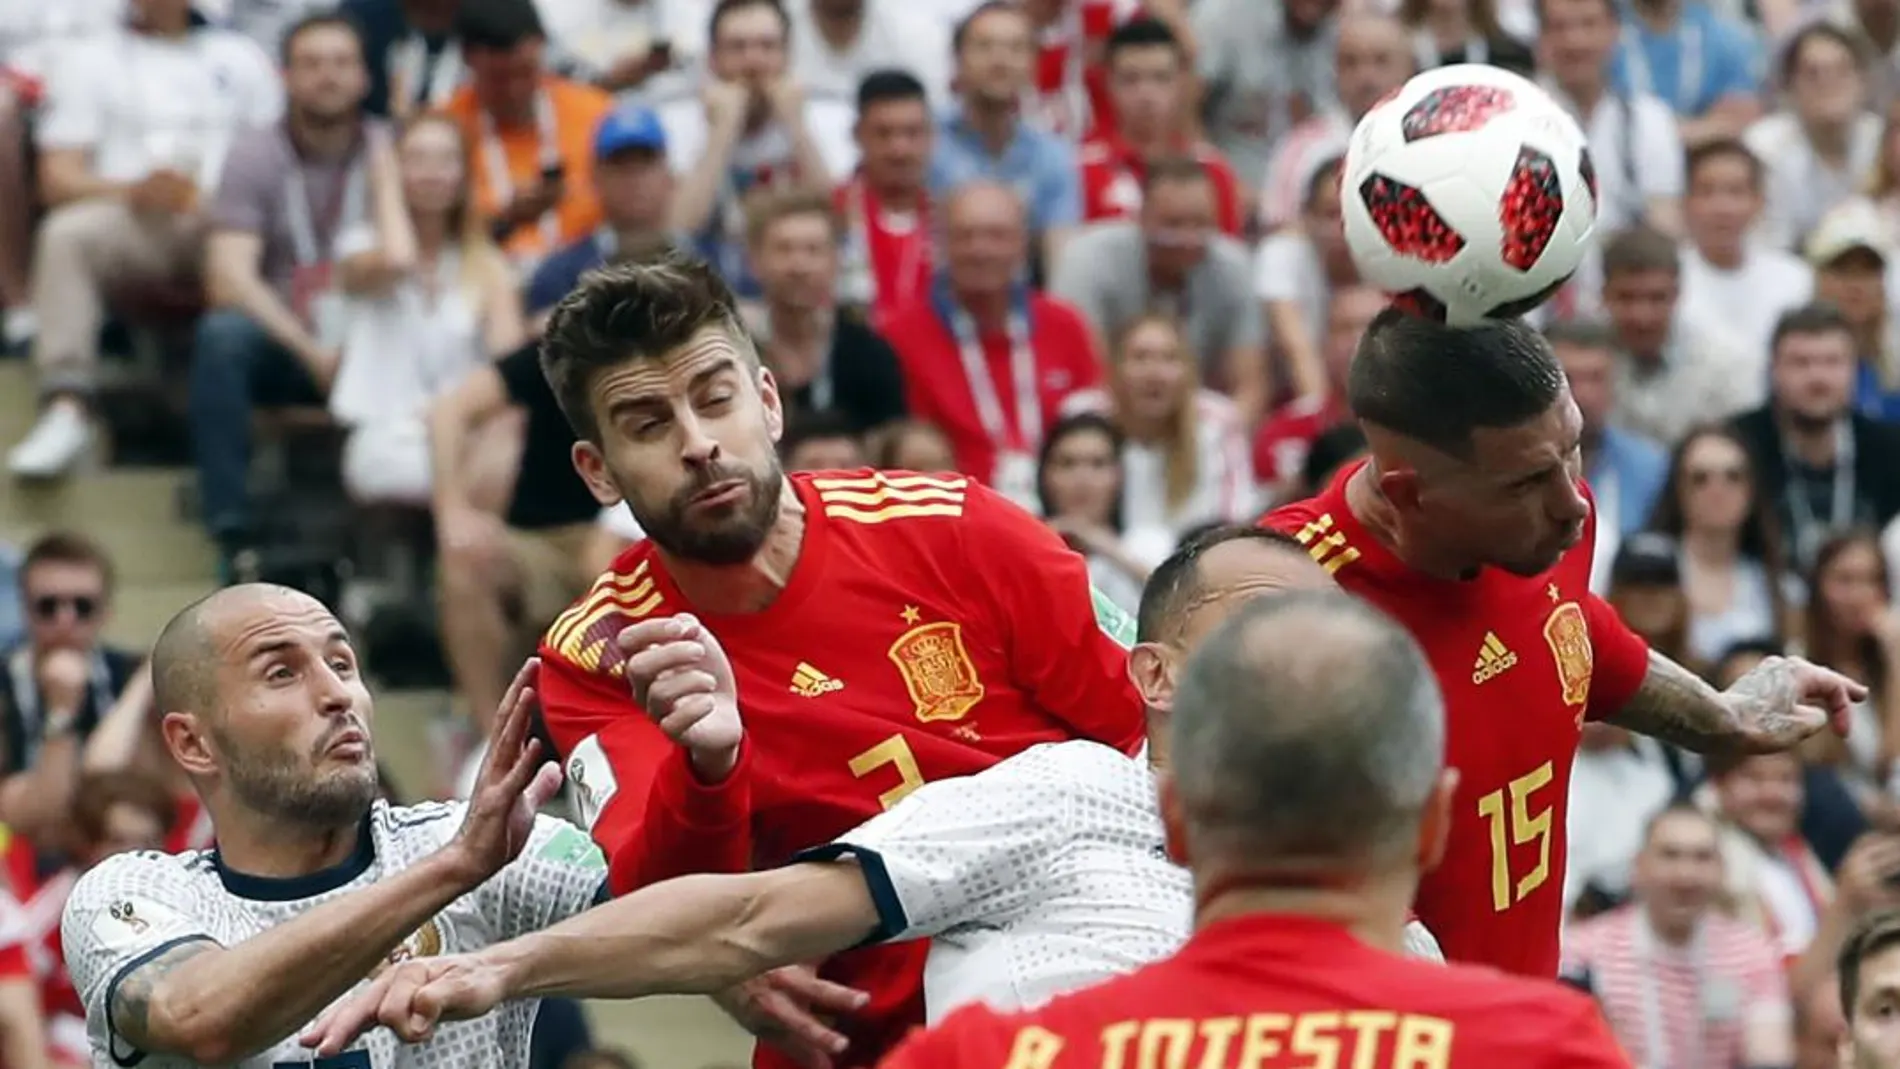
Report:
790,0,951,108
1060,315,1255,568
1255,153,1359,404
1746,23,1883,253
1678,138,1815,400
1709,750,1833,958
658,0,856,297
1564,723,1686,916
1192,0,1340,197
6,0,282,481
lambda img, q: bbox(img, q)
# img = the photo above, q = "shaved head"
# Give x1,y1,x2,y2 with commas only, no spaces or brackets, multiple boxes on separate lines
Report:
151,584,325,717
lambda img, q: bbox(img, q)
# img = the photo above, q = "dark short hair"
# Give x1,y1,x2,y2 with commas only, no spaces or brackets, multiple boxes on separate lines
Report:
456,0,545,52
857,68,928,113
1641,800,1715,847
1104,16,1182,66
1842,909,1900,1019
71,769,177,848
1781,22,1868,88
953,0,1028,55
709,0,789,47
779,409,862,462
1346,308,1566,459
1303,422,1368,491
1685,137,1763,192
1136,526,1306,644
280,11,365,66
22,531,115,596
1601,225,1681,281
1035,412,1123,523
1770,301,1856,359
743,185,841,246
1141,156,1212,195
540,253,751,443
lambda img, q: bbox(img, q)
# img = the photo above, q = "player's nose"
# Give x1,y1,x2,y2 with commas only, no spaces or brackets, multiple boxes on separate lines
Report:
677,409,721,466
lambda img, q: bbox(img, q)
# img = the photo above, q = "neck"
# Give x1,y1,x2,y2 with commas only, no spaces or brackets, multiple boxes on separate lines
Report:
963,98,1019,154
768,302,824,344
1344,463,1470,580
813,5,864,48
1699,238,1746,270
205,804,361,879
1779,411,1842,466
412,213,451,254
1120,407,1171,444
1635,0,1679,30
1122,123,1170,158
1805,116,1853,161
1562,78,1604,115
1193,870,1413,955
289,111,360,158
660,484,807,614
1682,526,1740,566
863,174,922,208
612,220,663,250
1643,903,1698,946
954,286,1011,331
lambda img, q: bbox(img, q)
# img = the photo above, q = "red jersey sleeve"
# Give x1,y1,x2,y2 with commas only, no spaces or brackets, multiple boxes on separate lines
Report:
961,483,1146,754
1581,592,1651,723
536,645,755,895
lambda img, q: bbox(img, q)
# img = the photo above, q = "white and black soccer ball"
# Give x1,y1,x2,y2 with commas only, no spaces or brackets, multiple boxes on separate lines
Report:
1341,64,1598,326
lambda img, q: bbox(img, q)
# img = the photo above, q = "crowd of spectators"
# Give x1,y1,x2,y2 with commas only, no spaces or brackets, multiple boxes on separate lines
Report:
3,0,1900,1062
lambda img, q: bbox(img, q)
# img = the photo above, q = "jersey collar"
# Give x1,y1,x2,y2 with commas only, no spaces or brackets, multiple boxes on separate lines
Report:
211,810,377,901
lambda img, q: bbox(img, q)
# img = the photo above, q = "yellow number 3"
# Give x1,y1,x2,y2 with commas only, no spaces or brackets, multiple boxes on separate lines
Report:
1475,760,1554,912
848,734,926,810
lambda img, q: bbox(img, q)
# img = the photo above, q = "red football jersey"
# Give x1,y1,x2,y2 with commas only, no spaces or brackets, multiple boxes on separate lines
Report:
1032,0,1136,140
1261,462,1650,978
834,178,934,329
1078,137,1245,236
877,915,1632,1069
538,469,1146,1069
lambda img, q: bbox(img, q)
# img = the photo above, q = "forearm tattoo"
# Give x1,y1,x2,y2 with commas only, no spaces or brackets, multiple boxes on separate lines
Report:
1606,651,1744,756
109,940,217,1048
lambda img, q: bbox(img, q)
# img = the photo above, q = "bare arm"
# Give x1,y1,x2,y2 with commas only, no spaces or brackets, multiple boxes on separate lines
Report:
0,976,50,1069
1263,298,1322,400
481,261,528,357
1603,650,1863,757
38,147,125,208
205,231,330,374
427,364,509,514
80,661,155,776
670,107,744,235
367,135,415,270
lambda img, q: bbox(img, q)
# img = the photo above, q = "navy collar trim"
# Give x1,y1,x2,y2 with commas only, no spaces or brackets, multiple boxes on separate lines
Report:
211,812,376,901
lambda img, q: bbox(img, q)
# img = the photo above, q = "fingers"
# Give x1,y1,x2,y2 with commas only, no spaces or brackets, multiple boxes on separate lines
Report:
773,970,871,1016
523,760,564,812
378,965,438,1043
756,989,848,1064
626,642,711,692
1795,658,1871,705
647,668,718,711
658,693,717,740
302,976,391,1055
617,615,699,655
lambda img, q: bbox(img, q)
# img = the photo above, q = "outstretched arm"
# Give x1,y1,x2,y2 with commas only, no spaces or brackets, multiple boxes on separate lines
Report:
1605,650,1866,757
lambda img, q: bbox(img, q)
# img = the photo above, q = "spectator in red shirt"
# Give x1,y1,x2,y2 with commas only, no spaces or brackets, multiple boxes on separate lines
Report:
1253,283,1382,502
837,69,937,326
886,182,1102,507
1080,17,1244,235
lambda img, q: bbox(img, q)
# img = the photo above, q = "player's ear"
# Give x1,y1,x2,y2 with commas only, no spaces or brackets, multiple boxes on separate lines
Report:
1416,768,1459,875
1127,642,1174,712
1376,464,1423,516
1157,771,1191,867
758,366,785,445
571,441,625,507
161,711,218,779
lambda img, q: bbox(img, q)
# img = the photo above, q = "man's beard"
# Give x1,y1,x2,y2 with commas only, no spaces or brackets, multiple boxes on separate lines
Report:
216,725,378,830
1785,405,1843,435
632,458,785,565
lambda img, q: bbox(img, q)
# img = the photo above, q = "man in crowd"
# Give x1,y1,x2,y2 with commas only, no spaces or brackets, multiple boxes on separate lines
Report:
1253,283,1382,502
836,70,936,326
532,254,1144,1068
1546,319,1668,589
6,0,282,479
878,591,1632,1069
59,584,606,1066
659,0,856,296
1078,18,1243,234
1264,308,1865,978
1192,0,1341,207
1840,910,1900,1068
1676,138,1814,375
1051,159,1264,424
191,13,402,576
885,182,1100,507
300,528,1440,1055
527,106,679,319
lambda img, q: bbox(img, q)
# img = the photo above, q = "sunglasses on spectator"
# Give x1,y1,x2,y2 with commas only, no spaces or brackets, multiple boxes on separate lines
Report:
31,594,99,621
1687,466,1747,488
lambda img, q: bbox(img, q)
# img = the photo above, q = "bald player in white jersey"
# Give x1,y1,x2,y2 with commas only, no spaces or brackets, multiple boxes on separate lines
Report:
59,585,606,1069
303,527,1444,1058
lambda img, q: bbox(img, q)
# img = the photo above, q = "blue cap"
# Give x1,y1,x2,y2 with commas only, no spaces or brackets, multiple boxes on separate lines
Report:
594,106,667,159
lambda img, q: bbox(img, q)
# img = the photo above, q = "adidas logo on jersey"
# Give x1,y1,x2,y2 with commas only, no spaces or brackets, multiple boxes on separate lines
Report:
790,662,844,697
1471,632,1519,685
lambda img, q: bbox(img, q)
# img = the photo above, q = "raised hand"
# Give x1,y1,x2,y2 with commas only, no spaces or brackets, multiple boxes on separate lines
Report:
1726,654,1868,753
712,965,869,1069
446,659,564,880
617,614,743,778
300,956,506,1055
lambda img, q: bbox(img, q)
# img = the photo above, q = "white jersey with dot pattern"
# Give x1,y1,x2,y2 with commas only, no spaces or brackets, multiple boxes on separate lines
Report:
61,800,605,1069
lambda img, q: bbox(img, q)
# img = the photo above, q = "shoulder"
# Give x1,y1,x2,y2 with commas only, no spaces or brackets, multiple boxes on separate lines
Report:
890,999,1028,1065
440,84,481,122
1260,492,1326,531
69,851,196,909
1857,412,1900,449
1193,390,1245,433
1029,291,1095,335
540,543,665,667
801,469,974,530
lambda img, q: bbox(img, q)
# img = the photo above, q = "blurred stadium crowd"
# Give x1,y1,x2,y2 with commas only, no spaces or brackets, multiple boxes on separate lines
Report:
4,0,1900,1062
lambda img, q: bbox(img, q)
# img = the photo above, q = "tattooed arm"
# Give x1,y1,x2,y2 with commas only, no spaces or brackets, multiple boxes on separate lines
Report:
1605,650,1866,757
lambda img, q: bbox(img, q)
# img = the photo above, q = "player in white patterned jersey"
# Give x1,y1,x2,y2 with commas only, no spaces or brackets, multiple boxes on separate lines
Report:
303,527,1444,1057
59,584,605,1068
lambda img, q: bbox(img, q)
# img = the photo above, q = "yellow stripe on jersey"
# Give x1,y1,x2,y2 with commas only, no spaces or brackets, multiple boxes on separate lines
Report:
817,484,967,508
545,561,660,652
815,472,968,523
824,502,966,524
1290,512,1362,576
810,472,969,494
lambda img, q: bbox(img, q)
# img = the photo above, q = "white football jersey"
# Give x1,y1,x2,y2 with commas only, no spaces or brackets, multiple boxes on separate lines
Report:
62,800,606,1069
812,740,1193,1019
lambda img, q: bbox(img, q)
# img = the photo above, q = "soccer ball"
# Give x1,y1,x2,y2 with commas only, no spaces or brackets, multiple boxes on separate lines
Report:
1341,64,1598,326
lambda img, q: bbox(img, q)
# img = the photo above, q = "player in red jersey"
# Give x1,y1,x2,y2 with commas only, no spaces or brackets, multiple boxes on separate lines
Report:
532,255,1146,1067
879,590,1632,1069
1078,18,1243,234
1262,309,1864,978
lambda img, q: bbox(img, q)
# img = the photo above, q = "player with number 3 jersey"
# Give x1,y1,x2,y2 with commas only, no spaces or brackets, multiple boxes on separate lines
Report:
532,258,1145,1068
1262,310,1865,978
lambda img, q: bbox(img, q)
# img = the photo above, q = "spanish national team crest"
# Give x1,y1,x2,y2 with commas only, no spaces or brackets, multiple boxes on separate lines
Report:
1542,602,1594,708
888,620,986,723
371,917,445,979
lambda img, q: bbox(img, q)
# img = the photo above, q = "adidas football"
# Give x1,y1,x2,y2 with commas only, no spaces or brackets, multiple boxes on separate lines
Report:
1341,64,1598,326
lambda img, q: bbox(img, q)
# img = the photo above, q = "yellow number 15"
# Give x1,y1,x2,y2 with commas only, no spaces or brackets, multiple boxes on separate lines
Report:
1475,760,1554,912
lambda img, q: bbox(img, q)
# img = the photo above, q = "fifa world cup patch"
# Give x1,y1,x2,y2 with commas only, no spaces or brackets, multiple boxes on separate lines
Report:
1092,585,1136,648
89,894,190,953
538,824,607,870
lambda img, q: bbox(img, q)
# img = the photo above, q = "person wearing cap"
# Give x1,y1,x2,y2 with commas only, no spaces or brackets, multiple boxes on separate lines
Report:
1807,197,1900,422
526,106,678,319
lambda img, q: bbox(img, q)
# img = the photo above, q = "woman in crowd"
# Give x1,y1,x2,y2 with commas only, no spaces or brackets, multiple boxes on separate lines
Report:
1646,424,1793,668
329,114,526,507
1035,413,1149,613
1060,315,1254,564
1796,529,1900,803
